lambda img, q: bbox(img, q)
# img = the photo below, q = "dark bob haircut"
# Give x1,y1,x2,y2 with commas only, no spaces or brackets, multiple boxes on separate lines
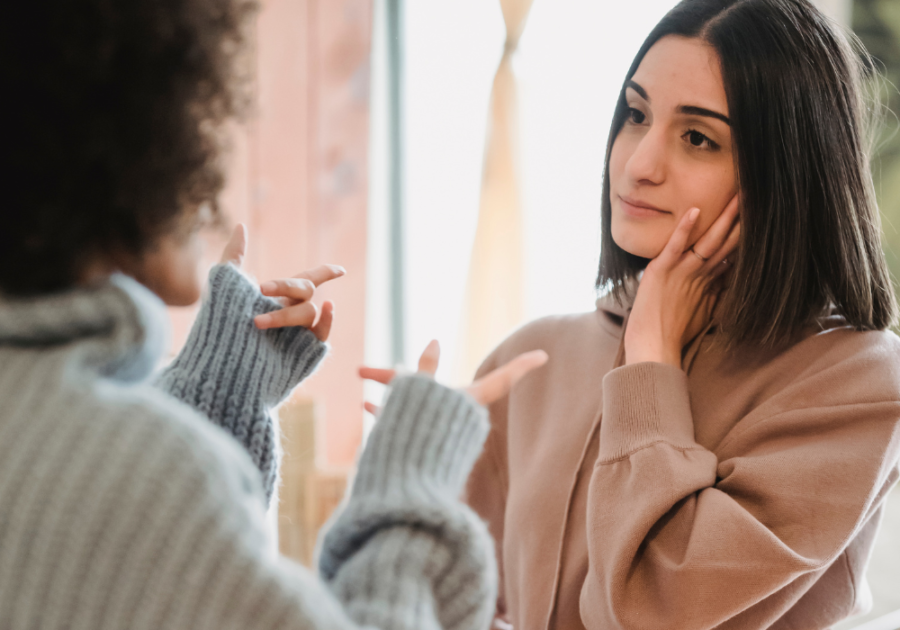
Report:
597,0,898,347
0,0,256,296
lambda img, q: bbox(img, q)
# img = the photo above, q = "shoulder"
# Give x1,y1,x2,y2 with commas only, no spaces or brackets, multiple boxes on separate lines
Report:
478,307,622,376
785,326,900,402
79,377,268,507
713,325,900,458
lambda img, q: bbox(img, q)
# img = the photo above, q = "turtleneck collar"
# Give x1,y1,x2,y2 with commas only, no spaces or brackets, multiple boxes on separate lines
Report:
0,274,169,383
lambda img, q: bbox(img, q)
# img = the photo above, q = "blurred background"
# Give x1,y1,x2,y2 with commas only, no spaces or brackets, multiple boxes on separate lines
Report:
166,0,900,626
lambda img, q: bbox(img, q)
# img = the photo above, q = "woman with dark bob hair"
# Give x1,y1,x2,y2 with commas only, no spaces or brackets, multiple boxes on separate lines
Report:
466,0,900,628
0,0,547,629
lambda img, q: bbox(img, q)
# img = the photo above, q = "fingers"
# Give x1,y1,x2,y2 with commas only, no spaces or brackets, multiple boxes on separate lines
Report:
311,300,334,341
359,366,396,385
254,301,319,330
660,207,700,264
220,224,248,267
256,264,345,333
467,350,549,406
417,340,440,376
705,220,741,275
691,194,740,262
363,401,381,416
260,278,316,303
295,265,347,288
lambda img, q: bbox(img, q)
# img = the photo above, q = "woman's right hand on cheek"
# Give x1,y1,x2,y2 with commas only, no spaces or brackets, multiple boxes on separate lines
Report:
360,341,549,415
624,194,740,368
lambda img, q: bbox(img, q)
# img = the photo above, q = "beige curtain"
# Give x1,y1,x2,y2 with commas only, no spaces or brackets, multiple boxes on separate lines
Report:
456,0,535,384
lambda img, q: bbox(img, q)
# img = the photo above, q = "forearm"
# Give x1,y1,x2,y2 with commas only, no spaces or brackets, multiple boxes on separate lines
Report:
580,362,897,629
319,376,497,630
156,263,327,499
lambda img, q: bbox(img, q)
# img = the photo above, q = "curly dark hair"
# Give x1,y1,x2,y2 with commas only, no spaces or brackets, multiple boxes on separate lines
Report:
0,0,256,296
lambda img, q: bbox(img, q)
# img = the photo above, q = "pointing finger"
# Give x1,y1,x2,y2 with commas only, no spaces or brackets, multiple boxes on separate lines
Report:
467,350,549,406
359,367,396,385
364,401,381,416
417,340,440,376
260,278,316,303
294,265,347,288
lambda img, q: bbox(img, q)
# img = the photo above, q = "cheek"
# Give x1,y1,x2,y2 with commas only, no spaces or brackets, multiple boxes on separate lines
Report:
683,164,738,240
608,134,629,190
138,234,205,306
608,133,670,258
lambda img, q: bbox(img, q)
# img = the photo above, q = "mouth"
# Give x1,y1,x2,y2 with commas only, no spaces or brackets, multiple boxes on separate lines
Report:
618,195,671,218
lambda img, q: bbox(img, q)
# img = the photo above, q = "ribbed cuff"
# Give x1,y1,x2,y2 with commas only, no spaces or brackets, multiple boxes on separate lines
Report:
599,362,697,462
162,263,328,408
352,375,489,500
155,264,328,501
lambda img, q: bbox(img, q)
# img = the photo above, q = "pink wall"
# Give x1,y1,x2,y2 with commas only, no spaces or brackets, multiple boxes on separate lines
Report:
169,0,372,470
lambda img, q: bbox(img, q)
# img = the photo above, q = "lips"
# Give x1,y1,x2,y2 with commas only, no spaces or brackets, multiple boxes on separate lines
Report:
618,195,670,218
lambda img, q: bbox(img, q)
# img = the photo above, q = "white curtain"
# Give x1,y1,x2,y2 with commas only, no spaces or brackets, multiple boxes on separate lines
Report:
456,0,535,383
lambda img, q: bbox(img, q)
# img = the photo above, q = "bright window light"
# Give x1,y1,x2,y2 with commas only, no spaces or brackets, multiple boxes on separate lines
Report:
398,0,678,382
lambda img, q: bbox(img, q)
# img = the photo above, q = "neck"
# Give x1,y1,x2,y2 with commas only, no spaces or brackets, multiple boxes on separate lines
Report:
78,256,119,286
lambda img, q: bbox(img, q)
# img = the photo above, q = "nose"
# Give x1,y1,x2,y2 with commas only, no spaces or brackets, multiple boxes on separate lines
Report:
624,126,667,186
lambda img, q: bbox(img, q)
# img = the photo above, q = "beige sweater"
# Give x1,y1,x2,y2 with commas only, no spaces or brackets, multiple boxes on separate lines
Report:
465,292,900,630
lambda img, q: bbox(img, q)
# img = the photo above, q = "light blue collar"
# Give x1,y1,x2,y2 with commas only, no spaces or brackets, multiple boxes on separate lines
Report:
0,274,169,382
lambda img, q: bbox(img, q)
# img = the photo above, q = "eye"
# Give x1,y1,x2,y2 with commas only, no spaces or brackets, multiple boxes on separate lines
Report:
626,107,646,124
683,129,719,151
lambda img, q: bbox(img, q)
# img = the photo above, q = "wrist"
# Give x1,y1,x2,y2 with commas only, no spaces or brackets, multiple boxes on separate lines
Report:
623,336,682,368
351,375,489,499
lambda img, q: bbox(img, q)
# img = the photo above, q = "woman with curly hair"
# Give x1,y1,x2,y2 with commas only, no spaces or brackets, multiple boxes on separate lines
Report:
0,1,546,629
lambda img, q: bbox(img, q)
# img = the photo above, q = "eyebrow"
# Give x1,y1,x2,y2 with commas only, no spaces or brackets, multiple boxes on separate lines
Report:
625,79,731,126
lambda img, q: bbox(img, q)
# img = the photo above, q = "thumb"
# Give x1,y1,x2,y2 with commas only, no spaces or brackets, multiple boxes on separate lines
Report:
220,224,247,268
311,300,334,342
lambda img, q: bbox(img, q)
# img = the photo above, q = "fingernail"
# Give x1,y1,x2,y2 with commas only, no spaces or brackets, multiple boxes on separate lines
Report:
260,281,276,294
689,207,700,222
254,313,271,328
331,265,347,275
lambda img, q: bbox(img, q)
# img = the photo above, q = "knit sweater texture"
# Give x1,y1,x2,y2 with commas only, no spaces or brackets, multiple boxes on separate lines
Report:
0,263,496,630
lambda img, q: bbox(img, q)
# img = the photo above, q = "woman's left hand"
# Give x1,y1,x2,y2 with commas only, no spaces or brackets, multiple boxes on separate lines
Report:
624,195,740,368
219,224,346,342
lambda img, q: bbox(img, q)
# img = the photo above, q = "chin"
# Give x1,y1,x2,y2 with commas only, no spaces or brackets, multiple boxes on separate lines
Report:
134,232,206,307
135,262,204,307
611,222,666,259
163,282,203,307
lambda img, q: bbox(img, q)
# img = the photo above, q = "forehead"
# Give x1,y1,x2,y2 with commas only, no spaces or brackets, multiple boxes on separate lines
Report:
631,35,728,115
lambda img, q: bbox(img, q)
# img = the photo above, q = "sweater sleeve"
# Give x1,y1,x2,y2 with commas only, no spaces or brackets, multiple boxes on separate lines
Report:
94,374,496,630
155,263,327,501
580,359,900,630
318,375,497,630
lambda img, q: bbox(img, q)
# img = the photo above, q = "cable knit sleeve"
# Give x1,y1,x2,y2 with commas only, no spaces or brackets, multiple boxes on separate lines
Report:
319,375,498,630
155,263,327,500
41,376,496,630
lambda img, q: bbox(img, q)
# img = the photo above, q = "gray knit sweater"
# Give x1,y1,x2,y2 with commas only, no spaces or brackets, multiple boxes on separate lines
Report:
0,264,496,630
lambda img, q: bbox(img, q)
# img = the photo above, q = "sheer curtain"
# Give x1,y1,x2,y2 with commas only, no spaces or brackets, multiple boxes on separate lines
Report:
394,0,681,384
456,0,535,383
